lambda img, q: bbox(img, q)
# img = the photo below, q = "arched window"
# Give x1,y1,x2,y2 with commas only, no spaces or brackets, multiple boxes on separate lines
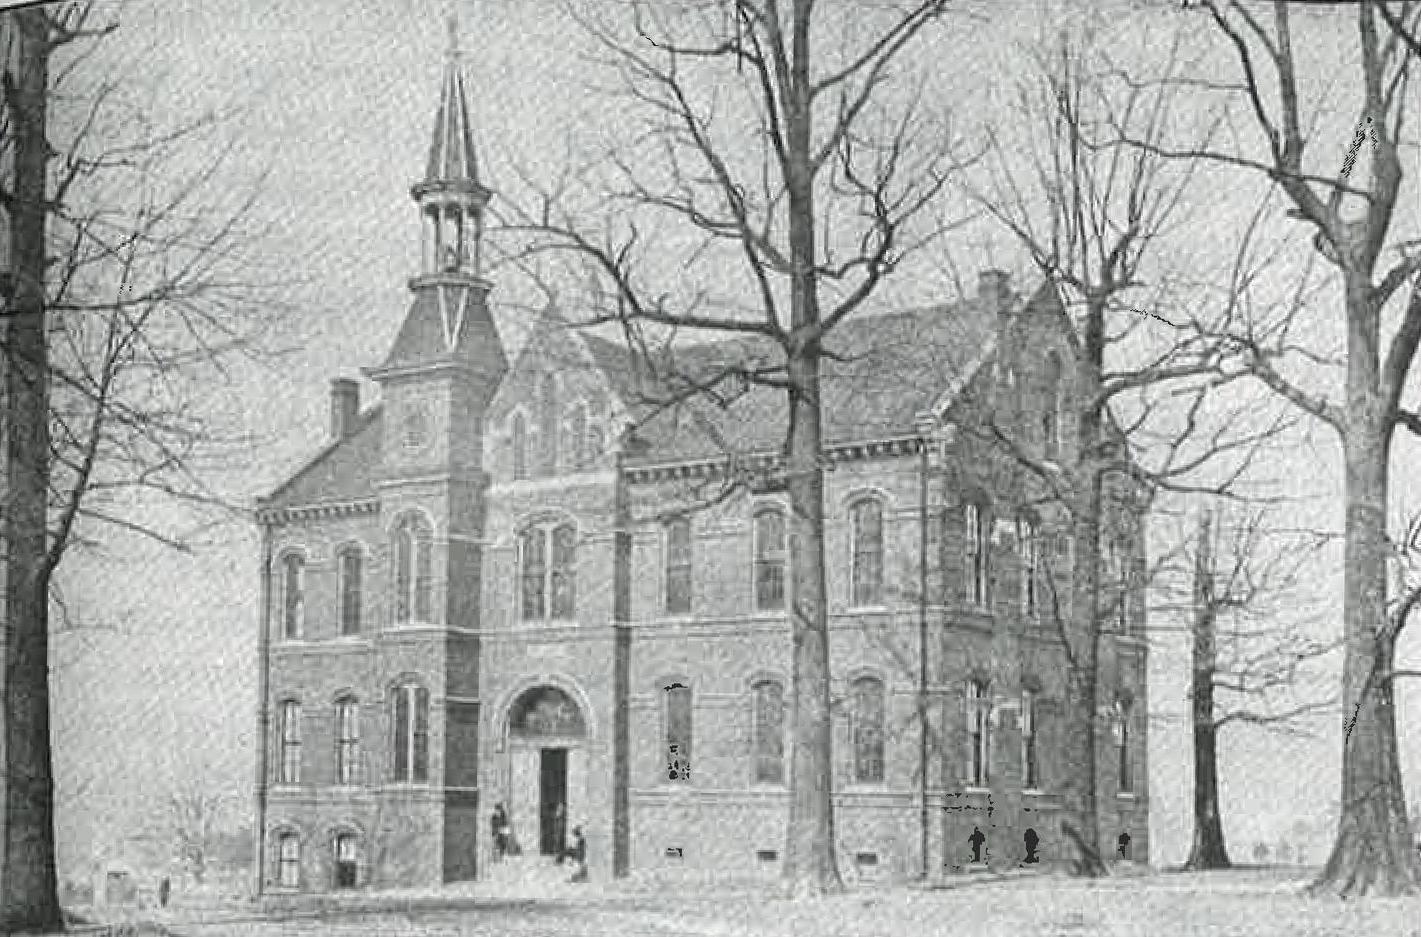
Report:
566,404,588,470
391,682,430,783
1043,351,1062,459
1021,689,1039,789
337,546,363,637
1017,515,1038,617
519,521,578,621
752,679,785,783
539,373,559,474
511,413,528,481
333,832,360,889
665,517,693,616
392,514,433,625
967,679,991,787
277,700,302,785
851,676,886,783
1104,537,1129,631
850,500,884,607
665,683,693,783
280,553,304,640
1113,699,1133,793
754,508,787,611
277,832,301,888
964,501,990,608
334,696,360,785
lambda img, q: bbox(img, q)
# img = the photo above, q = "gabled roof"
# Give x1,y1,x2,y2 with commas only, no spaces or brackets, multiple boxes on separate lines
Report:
374,283,508,379
260,408,382,510
580,291,1005,465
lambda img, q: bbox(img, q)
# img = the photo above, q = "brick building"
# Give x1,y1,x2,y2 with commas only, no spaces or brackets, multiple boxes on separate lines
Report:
252,37,1150,893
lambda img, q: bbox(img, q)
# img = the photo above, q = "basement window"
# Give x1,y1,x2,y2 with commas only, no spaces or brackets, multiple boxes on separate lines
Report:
756,849,778,862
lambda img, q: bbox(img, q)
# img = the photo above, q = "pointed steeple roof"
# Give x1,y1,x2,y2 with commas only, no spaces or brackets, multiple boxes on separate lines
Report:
424,16,481,188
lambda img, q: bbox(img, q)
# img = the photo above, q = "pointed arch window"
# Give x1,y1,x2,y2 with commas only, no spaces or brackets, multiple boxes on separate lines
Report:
1043,351,1063,460
851,676,886,784
665,517,693,616
280,553,305,640
277,700,302,785
754,508,787,611
393,514,433,625
850,499,884,607
566,404,588,470
1017,515,1038,617
511,413,528,481
334,696,360,786
539,373,559,475
391,682,430,783
519,521,578,621
964,501,990,608
333,832,360,889
1021,689,1040,790
337,546,363,636
752,679,785,784
967,679,991,787
1113,698,1133,793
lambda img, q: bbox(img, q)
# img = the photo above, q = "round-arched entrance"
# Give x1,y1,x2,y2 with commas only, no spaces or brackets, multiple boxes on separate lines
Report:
501,685,588,859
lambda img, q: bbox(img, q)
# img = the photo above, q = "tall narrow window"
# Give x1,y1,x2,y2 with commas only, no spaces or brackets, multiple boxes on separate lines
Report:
1104,538,1129,631
391,683,430,783
965,502,989,607
519,527,547,620
549,523,577,620
967,679,991,787
752,680,785,783
393,514,433,624
665,517,693,616
851,676,886,784
1043,351,1062,460
666,683,693,783
281,553,304,640
754,509,787,611
511,413,528,480
277,833,301,888
539,373,559,474
335,696,360,785
1017,516,1038,617
333,833,359,889
1114,699,1133,793
278,700,302,785
566,405,588,470
850,500,884,606
1021,689,1039,790
337,547,362,636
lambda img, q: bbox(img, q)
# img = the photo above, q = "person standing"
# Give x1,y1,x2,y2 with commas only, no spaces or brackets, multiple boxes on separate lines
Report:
553,802,567,863
567,826,588,883
157,877,170,909
1023,828,1040,865
491,803,510,862
969,826,987,863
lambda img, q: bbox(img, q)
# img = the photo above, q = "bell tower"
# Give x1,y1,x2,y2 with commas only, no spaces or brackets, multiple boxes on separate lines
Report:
361,15,504,886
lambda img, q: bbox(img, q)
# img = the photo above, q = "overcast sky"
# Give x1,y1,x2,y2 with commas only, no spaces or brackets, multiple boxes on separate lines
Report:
33,0,1421,877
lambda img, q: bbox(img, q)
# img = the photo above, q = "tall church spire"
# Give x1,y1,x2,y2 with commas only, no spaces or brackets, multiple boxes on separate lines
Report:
412,12,490,279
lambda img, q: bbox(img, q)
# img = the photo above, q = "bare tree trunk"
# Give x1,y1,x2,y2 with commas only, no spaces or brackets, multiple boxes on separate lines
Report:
1186,512,1230,871
1061,469,1106,877
784,349,842,897
1,9,63,931
1311,414,1418,895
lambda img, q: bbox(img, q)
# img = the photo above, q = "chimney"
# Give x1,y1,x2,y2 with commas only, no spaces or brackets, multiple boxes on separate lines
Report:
330,378,360,440
978,268,1011,318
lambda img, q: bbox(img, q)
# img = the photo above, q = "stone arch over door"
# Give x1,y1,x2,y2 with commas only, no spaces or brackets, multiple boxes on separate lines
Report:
496,680,591,862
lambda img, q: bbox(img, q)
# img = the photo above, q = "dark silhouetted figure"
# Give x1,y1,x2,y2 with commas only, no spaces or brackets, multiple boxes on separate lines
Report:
969,826,986,863
1023,828,1040,864
553,803,568,863
491,803,510,862
157,877,170,909
1117,831,1132,861
568,826,588,883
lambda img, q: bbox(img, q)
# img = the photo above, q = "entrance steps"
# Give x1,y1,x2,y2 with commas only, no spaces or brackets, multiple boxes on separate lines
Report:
483,855,580,895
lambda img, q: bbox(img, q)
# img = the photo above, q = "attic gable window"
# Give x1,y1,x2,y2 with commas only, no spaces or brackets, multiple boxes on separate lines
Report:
1042,351,1063,460
754,508,787,612
964,501,990,608
511,413,528,480
539,373,559,475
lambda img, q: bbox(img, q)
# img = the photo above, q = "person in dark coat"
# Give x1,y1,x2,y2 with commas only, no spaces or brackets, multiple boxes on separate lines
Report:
969,825,987,863
1023,828,1040,864
157,877,171,909
1117,831,1132,861
568,826,588,883
553,803,568,863
491,803,510,862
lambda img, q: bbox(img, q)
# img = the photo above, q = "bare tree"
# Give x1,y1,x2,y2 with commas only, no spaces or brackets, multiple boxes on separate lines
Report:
1174,508,1336,870
1,5,273,926
503,0,965,897
166,783,231,885
1116,0,1421,896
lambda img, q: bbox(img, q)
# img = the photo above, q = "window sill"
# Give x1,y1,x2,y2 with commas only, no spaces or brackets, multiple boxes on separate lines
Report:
963,785,991,795
1117,791,1137,800
1022,787,1048,797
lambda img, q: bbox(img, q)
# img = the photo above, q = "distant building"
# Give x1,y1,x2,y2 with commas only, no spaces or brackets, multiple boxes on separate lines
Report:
251,26,1149,892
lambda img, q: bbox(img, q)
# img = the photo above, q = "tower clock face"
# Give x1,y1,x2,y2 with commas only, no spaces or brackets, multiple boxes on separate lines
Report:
400,401,432,454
